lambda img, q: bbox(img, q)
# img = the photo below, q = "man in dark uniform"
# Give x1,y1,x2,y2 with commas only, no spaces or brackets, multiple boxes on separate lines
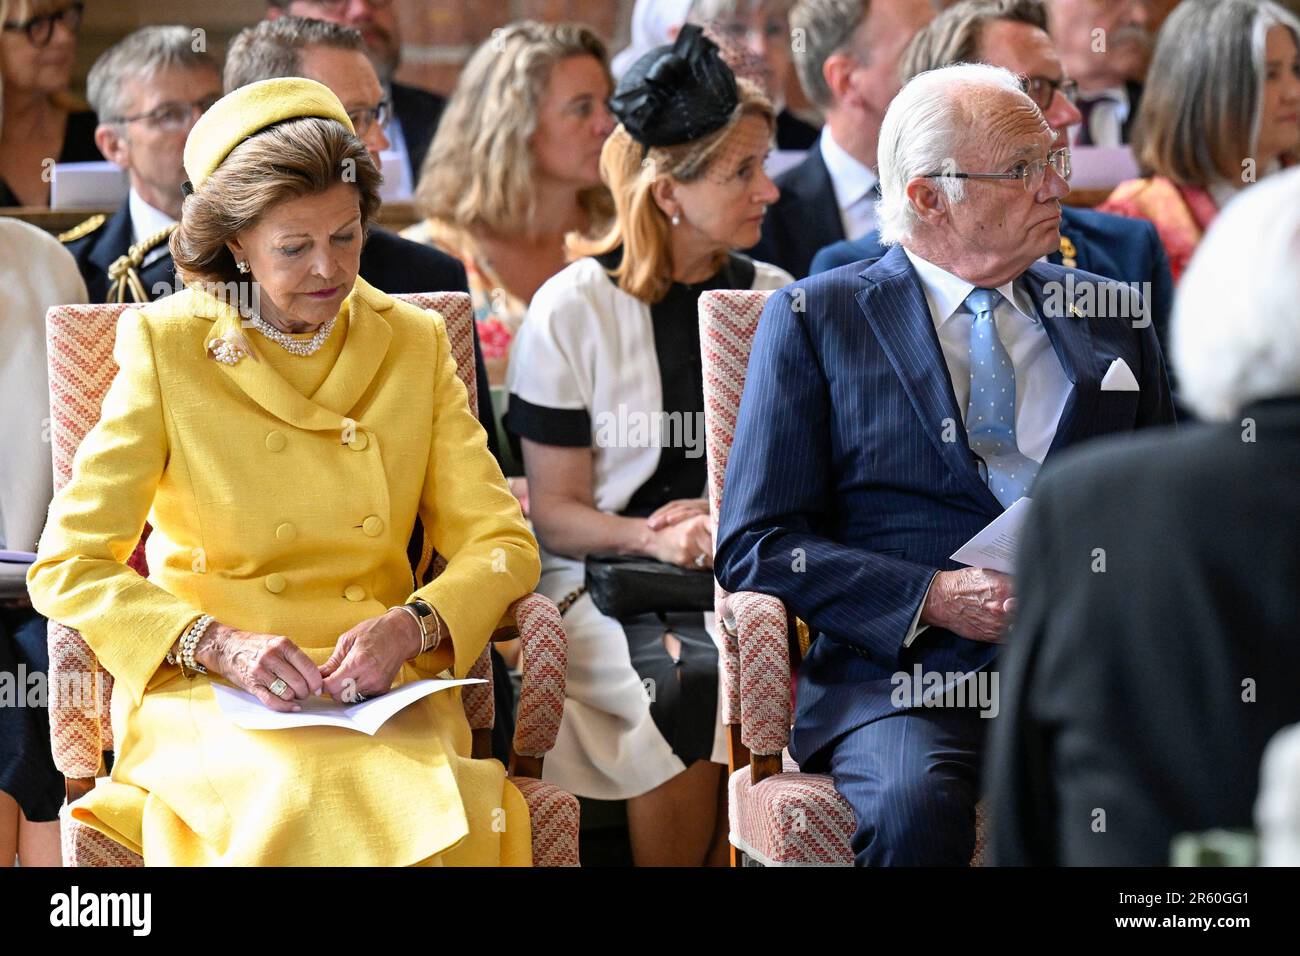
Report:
60,27,223,304
266,0,445,187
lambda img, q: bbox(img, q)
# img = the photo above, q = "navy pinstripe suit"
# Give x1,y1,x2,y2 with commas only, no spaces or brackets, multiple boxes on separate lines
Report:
714,244,1175,864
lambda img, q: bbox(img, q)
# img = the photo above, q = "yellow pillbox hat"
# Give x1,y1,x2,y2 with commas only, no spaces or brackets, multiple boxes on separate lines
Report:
182,77,356,192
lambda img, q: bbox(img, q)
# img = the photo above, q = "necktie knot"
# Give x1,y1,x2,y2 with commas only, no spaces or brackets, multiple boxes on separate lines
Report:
965,287,1000,318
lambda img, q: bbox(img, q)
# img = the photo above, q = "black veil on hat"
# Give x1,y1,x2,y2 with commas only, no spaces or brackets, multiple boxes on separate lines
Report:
608,23,739,149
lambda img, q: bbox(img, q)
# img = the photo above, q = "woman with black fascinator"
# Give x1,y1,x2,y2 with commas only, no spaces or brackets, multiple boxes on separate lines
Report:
506,25,792,866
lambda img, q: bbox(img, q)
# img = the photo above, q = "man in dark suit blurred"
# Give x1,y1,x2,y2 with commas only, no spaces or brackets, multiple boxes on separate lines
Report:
1047,0,1151,146
267,0,446,185
61,28,223,303
715,64,1174,865
988,169,1300,865
810,0,1176,368
745,0,935,278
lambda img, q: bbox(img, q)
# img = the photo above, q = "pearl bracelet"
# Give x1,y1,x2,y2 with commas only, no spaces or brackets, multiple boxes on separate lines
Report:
179,614,213,677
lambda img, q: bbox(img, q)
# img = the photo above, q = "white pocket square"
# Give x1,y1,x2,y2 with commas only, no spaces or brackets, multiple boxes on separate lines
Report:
1100,357,1140,391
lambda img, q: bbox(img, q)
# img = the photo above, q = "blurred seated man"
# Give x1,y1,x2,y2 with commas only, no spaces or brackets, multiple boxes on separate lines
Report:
1047,0,1153,146
745,0,935,278
810,0,1176,375
59,26,221,302
988,167,1300,866
265,0,444,192
714,64,1174,865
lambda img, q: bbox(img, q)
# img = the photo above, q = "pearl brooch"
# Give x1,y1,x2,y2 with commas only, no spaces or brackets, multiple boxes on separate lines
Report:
207,335,246,365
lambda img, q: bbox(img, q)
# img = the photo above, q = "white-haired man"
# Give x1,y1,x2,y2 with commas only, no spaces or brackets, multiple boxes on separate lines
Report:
715,63,1174,865
989,167,1300,866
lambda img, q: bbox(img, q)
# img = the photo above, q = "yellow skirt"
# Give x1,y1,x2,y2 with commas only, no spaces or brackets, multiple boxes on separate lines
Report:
72,652,531,866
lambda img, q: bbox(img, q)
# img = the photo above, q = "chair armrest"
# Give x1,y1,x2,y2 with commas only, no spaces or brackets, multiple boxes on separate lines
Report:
730,590,793,762
507,593,568,776
715,584,741,727
46,621,111,779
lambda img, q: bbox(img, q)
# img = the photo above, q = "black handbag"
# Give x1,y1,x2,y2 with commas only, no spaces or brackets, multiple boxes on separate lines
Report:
568,552,714,619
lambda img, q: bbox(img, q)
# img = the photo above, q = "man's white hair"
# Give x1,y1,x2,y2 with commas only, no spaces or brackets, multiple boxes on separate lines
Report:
1172,167,1300,422
876,63,1032,247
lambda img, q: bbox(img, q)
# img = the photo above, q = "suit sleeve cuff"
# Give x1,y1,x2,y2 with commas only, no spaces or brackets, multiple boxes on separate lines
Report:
902,572,939,648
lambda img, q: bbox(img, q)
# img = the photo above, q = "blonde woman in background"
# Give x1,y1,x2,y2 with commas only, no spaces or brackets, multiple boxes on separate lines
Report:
403,21,615,380
506,26,791,866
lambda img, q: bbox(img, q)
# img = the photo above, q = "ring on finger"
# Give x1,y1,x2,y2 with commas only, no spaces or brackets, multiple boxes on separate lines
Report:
268,677,289,698
694,553,707,568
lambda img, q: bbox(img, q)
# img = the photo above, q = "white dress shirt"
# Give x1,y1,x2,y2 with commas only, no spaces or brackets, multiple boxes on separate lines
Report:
1073,85,1131,148
900,248,1074,645
818,126,879,241
128,188,178,267
380,92,416,201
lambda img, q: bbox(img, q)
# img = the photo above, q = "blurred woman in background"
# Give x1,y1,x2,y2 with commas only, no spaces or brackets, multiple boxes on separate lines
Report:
1100,0,1300,280
404,21,615,381
0,0,101,206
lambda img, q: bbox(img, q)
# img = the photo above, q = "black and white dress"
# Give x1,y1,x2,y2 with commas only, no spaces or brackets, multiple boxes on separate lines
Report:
505,250,792,799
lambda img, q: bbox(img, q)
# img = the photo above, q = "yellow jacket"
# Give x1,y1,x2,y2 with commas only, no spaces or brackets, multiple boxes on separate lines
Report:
28,277,541,865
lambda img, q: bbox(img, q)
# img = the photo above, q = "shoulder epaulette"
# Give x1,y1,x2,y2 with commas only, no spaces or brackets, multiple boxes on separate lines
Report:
58,213,107,244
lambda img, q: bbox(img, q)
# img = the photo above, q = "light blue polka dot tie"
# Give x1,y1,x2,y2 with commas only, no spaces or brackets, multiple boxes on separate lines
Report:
965,288,1038,507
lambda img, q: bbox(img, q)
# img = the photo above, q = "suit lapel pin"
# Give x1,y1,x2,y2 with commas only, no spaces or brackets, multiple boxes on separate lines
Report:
1059,236,1078,269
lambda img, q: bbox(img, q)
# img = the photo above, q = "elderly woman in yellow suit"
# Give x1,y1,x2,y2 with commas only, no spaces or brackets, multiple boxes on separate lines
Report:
26,78,542,866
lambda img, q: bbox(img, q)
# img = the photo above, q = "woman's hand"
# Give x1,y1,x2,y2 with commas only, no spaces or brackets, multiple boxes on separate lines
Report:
647,513,714,570
319,609,423,702
645,498,710,531
195,623,323,712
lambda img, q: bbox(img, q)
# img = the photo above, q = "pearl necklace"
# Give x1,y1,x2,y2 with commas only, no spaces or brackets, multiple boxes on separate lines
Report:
249,312,337,356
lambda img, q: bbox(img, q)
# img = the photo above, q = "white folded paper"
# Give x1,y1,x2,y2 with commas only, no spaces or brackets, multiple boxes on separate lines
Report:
950,497,1032,574
211,677,485,735
50,162,129,209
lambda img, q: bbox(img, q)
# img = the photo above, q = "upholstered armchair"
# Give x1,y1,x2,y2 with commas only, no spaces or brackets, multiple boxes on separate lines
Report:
44,291,578,866
698,289,986,867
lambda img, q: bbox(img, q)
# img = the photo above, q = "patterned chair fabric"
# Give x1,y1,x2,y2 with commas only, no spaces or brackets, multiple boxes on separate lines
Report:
698,290,988,867
699,290,773,727
43,291,573,866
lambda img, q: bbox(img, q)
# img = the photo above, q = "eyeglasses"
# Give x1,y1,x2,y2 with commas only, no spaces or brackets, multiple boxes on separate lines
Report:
111,96,220,132
1020,74,1079,112
2,1,83,48
347,99,392,136
923,147,1072,191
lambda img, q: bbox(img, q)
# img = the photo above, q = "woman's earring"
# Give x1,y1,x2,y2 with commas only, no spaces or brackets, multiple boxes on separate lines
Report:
671,213,681,227
236,260,250,274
